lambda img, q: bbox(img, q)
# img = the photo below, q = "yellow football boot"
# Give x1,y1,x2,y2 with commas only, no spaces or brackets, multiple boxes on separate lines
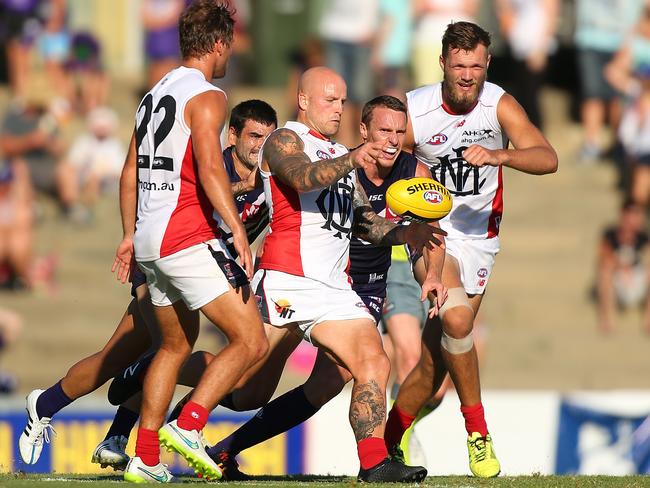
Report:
467,432,500,478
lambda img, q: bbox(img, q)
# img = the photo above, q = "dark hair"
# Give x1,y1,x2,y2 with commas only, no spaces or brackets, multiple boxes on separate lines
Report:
361,95,407,126
441,21,491,59
179,0,235,59
229,99,278,136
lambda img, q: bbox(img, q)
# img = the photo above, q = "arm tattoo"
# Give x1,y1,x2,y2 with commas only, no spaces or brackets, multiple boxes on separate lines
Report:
263,128,355,192
349,380,386,441
352,184,405,246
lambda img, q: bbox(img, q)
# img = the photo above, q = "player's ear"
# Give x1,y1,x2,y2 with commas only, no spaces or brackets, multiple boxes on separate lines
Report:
227,126,237,146
486,53,492,69
298,91,308,112
214,39,227,57
439,53,445,71
359,122,368,141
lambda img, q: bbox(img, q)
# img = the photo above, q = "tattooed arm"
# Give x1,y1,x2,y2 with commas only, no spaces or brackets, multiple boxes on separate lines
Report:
352,184,446,248
261,128,385,193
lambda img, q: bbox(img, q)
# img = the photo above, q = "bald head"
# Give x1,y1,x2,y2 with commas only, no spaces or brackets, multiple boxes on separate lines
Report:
296,66,347,138
298,67,344,95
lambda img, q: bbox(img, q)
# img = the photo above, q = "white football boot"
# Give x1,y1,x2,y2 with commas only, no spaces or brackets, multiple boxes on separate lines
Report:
91,435,130,470
18,389,55,464
124,456,177,483
158,420,222,480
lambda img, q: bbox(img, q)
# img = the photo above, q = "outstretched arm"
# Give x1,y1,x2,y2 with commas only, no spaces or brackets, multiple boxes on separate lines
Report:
261,128,385,193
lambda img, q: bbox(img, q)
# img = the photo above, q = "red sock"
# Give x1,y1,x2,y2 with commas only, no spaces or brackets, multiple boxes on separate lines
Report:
357,436,388,470
384,405,416,450
460,402,488,437
135,428,160,467
177,401,209,432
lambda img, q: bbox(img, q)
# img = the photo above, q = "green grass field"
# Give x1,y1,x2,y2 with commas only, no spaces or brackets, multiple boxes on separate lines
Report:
1,474,649,487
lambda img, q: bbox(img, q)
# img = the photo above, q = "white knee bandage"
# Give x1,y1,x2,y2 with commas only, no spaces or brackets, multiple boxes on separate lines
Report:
438,287,472,319
441,330,474,354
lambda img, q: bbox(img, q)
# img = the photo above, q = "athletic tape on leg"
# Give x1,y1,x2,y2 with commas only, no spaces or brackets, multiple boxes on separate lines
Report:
441,330,474,354
438,287,472,319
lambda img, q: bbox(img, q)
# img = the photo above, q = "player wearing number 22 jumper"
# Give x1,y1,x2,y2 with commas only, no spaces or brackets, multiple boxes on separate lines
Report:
111,1,268,483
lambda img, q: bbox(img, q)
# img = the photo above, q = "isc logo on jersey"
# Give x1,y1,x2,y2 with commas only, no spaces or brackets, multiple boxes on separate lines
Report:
427,133,447,145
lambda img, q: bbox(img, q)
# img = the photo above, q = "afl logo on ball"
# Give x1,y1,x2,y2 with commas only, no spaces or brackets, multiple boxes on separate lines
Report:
423,190,443,204
316,149,332,159
477,268,488,278
427,133,447,145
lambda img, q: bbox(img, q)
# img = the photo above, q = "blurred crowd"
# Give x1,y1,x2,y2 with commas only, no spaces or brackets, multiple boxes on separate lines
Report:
1,0,650,392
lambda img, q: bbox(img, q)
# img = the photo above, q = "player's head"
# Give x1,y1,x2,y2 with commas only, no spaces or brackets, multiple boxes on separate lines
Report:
179,0,235,79
228,99,278,170
439,21,491,113
297,66,347,138
360,95,407,169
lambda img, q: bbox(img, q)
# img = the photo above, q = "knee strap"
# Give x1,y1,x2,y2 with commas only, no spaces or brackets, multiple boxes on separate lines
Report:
441,330,474,354
438,287,472,319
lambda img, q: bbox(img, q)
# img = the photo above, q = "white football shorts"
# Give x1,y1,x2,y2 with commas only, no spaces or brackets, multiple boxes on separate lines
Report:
137,239,248,311
444,237,500,295
252,269,374,343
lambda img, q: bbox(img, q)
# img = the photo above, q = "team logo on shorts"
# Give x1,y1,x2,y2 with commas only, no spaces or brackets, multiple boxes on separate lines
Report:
272,298,295,319
477,268,488,278
423,190,443,204
427,133,447,145
316,149,332,160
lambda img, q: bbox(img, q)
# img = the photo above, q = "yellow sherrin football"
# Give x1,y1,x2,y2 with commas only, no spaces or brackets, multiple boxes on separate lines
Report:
386,177,452,222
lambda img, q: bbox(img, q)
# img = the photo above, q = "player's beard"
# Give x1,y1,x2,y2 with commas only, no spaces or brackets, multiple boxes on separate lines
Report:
442,71,486,113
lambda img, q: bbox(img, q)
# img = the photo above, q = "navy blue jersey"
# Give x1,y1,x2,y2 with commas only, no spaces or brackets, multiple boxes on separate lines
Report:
221,146,269,256
349,151,418,297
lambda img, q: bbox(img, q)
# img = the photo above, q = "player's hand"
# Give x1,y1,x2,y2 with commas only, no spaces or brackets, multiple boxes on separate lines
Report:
421,278,447,318
403,222,447,251
232,228,254,280
463,145,505,168
112,237,134,284
349,141,386,171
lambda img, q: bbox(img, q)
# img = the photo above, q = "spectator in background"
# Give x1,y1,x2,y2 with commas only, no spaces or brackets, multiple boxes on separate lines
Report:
319,0,379,147
0,159,33,290
62,31,110,114
0,0,42,101
36,0,69,102
496,0,559,129
596,200,650,335
372,0,412,98
0,101,73,217
141,0,186,90
411,0,478,87
616,67,650,205
62,107,124,223
605,3,650,202
0,306,22,393
575,0,645,163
